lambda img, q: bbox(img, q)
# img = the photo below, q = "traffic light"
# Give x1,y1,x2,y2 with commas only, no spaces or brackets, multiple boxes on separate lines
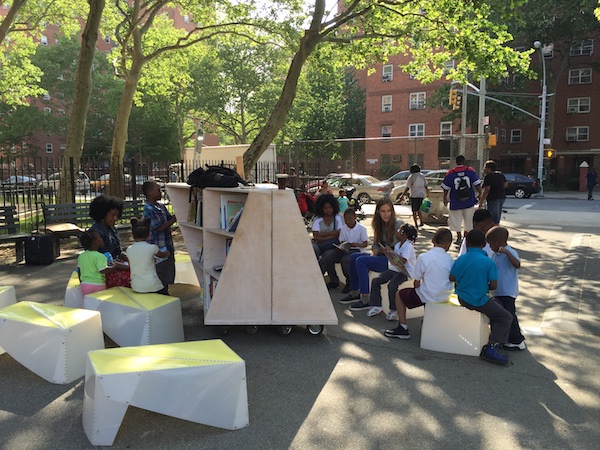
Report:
449,88,458,106
453,93,462,111
544,149,555,159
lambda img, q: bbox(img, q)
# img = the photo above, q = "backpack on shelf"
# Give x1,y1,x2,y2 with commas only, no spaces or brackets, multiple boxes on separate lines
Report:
187,165,248,189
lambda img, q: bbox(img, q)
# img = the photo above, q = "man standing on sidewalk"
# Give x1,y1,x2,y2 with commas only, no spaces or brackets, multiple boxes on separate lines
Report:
441,155,482,245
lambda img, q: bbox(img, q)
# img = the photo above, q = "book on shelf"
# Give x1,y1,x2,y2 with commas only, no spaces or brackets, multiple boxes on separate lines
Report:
220,194,246,229
379,242,409,276
226,207,243,232
187,190,202,225
196,244,203,263
225,237,233,256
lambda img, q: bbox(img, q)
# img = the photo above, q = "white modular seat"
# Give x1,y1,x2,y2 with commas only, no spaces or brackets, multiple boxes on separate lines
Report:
83,287,184,347
0,302,104,384
64,271,85,308
0,285,17,355
83,340,249,446
420,296,490,357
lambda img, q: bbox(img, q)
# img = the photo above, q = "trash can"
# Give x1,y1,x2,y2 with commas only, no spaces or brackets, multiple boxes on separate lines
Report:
25,234,57,265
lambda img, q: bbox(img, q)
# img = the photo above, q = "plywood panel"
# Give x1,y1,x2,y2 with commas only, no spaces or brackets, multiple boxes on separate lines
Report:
271,191,338,325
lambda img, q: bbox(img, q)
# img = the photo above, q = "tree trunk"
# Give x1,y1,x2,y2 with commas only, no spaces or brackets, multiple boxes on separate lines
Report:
58,0,105,203
109,58,143,198
0,0,27,43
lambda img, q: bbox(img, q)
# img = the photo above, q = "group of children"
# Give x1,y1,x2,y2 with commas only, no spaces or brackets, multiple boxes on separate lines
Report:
334,207,523,366
77,180,177,297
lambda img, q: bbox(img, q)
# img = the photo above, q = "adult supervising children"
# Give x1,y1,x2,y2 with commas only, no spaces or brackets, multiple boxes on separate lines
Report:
450,230,513,365
441,155,482,245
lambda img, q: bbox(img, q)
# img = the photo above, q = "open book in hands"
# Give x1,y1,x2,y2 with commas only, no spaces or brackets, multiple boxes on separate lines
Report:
379,242,409,276
333,241,351,252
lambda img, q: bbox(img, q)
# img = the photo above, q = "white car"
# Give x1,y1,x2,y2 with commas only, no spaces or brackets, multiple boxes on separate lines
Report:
38,171,91,194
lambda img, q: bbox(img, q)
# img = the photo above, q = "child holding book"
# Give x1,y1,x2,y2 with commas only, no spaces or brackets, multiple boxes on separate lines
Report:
126,218,170,294
77,231,117,295
349,223,417,319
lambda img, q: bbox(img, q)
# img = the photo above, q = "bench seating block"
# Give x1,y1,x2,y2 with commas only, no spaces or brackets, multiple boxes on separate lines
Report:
0,302,104,383
64,271,85,308
83,287,184,347
0,286,17,355
420,296,490,356
83,340,249,446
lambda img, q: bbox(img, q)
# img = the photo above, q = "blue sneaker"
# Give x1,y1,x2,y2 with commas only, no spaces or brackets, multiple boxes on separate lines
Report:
480,343,510,365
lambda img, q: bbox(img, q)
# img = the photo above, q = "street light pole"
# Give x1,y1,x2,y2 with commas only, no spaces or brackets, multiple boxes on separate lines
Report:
534,41,547,197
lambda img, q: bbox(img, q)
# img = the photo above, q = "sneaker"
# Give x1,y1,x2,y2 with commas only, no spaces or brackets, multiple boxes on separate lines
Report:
349,300,370,311
503,341,527,351
339,293,361,304
454,238,463,246
386,310,398,321
326,282,339,290
384,326,410,339
367,306,383,317
341,284,351,294
480,343,510,365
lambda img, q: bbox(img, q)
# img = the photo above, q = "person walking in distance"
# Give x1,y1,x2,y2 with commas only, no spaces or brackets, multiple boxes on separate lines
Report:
441,155,482,245
587,168,598,201
478,160,507,224
401,164,429,228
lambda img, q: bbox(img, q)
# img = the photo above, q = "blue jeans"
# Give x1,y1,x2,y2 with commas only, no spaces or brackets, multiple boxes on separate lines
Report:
486,198,505,224
369,269,407,311
348,253,388,294
458,297,512,344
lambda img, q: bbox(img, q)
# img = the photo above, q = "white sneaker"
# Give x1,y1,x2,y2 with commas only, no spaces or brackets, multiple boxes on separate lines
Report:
503,341,527,351
386,310,398,321
367,306,383,317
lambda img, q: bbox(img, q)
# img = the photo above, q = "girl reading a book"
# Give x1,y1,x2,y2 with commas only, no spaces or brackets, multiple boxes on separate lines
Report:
339,198,405,320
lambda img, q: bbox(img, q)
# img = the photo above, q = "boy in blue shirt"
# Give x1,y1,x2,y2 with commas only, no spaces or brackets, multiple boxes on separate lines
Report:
486,226,526,350
450,229,513,365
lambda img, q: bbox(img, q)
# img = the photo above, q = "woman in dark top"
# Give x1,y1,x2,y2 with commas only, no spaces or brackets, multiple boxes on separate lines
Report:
88,195,130,287
479,160,507,224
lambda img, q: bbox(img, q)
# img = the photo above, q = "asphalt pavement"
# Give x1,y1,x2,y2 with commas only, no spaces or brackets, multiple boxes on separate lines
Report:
0,191,599,449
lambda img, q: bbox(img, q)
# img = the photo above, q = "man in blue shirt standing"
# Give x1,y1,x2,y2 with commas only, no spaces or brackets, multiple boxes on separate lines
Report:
441,155,482,245
450,230,513,365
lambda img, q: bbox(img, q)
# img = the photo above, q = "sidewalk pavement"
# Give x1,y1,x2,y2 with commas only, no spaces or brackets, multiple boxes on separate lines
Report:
0,203,599,449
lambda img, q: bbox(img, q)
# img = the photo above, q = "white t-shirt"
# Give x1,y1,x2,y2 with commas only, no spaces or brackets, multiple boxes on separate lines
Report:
126,241,163,293
390,240,416,276
458,239,494,258
338,222,369,252
414,246,454,303
406,173,428,198
312,215,344,233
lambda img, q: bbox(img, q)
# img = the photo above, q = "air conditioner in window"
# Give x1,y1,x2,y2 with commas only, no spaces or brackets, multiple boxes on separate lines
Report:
567,106,578,114
383,105,392,112
382,74,392,82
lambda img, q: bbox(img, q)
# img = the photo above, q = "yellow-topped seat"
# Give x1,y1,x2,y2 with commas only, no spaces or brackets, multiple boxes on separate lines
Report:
0,285,17,355
83,287,184,347
83,340,249,446
420,294,490,357
64,270,86,308
0,301,104,383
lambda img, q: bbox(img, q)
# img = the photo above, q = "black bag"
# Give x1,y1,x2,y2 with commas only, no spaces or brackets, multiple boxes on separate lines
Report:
187,165,247,189
318,238,340,252
455,170,472,201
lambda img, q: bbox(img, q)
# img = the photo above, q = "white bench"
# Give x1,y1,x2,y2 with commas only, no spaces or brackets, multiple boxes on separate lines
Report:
64,271,85,308
0,302,104,384
420,296,490,356
0,285,17,355
83,339,249,446
83,287,184,347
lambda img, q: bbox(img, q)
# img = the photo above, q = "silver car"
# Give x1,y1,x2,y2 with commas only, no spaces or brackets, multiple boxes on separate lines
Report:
328,174,394,204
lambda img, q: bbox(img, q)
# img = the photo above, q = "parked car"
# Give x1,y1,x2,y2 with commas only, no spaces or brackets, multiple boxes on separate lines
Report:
391,169,447,204
309,173,393,204
1,175,38,193
38,171,91,195
90,173,133,193
387,169,431,187
304,173,344,192
504,173,541,198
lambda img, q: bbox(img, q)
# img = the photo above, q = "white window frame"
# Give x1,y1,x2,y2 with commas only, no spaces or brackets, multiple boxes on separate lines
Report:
408,123,425,138
501,129,507,144
510,129,522,144
440,121,452,136
568,68,592,85
443,59,455,71
58,109,65,115
60,144,67,151
566,126,589,142
104,36,111,43
567,97,591,114
570,39,594,56
43,93,51,101
382,95,392,112
41,35,48,45
382,64,393,82
184,15,190,24
494,127,499,137
44,107,51,114
381,125,392,141
45,143,53,153
409,92,426,110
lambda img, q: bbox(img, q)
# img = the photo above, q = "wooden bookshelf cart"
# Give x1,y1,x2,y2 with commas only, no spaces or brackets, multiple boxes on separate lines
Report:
167,183,338,335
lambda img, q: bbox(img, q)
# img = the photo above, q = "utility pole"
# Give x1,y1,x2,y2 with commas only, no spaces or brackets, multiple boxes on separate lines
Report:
460,82,468,156
477,77,486,172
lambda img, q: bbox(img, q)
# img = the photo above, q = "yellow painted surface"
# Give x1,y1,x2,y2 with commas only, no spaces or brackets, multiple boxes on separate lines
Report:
0,301,96,328
0,286,12,295
88,340,242,375
86,287,178,310
174,253,191,263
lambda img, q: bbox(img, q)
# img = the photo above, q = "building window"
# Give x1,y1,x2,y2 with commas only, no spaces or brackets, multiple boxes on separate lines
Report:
542,44,554,59
184,15,190,24
381,125,392,141
44,107,51,114
494,127,499,137
443,59,455,71
46,143,53,153
382,95,392,112
568,68,592,84
382,64,393,82
566,126,589,142
381,154,391,164
104,36,111,43
408,154,424,166
440,121,452,136
501,129,507,144
409,123,425,138
567,97,591,113
41,35,48,45
58,109,65,115
391,154,402,163
409,92,426,110
60,144,66,151
43,93,51,101
510,129,522,143
570,39,593,56
3,3,10,10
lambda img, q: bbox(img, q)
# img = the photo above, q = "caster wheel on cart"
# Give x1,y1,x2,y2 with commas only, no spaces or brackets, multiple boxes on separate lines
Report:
221,326,230,336
276,325,293,336
306,325,324,336
245,325,258,335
